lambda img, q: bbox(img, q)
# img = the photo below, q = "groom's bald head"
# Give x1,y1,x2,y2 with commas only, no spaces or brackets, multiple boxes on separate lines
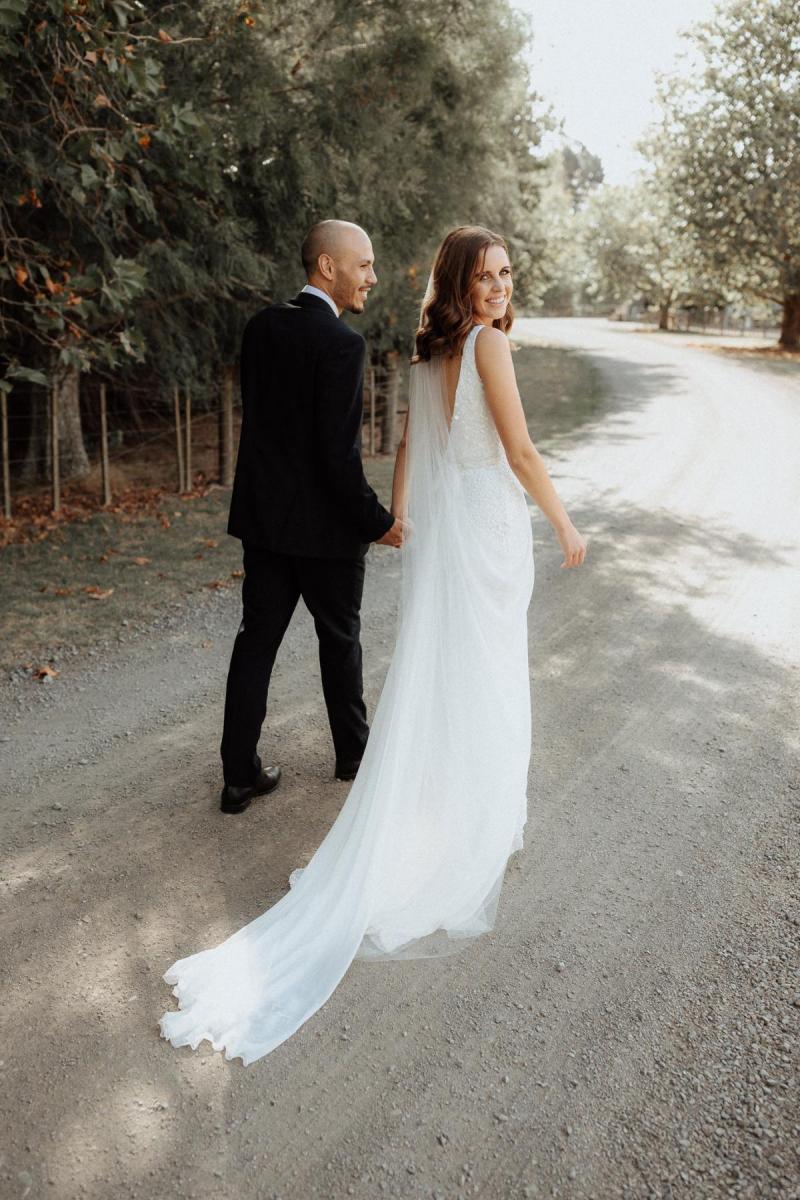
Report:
301,219,377,315
301,220,368,275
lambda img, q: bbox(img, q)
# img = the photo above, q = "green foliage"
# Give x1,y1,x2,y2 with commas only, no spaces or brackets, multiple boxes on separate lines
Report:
640,0,800,315
182,0,548,355
560,144,604,213
531,145,604,315
579,178,727,317
1,0,548,402
0,1,271,390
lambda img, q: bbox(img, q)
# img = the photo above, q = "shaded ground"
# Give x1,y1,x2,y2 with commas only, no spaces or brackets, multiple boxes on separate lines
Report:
1,319,798,1200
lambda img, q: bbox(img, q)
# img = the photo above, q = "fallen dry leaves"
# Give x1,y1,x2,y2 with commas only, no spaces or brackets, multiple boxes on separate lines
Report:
702,343,800,363
0,477,215,549
39,584,73,596
83,585,114,600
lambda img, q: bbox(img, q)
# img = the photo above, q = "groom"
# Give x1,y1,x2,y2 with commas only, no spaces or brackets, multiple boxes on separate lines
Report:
219,220,404,814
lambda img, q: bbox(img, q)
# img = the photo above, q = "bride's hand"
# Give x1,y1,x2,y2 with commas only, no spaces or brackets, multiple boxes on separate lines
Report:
556,522,587,569
393,510,414,539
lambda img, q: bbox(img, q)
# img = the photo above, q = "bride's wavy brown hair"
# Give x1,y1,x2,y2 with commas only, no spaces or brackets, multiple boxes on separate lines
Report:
413,225,514,362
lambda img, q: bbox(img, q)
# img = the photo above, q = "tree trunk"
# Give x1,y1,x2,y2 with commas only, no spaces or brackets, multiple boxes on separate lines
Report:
20,361,90,483
658,302,671,331
50,359,90,481
778,293,800,351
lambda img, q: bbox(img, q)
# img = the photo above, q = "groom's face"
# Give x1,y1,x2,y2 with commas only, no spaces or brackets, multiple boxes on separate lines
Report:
329,230,378,315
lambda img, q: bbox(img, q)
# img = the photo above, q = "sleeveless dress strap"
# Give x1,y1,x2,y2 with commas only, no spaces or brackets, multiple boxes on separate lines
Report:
464,323,483,359
459,324,483,391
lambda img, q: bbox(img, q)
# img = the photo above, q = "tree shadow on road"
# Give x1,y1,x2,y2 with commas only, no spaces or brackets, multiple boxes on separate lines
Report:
1,492,797,1197
517,342,688,456
513,496,798,1200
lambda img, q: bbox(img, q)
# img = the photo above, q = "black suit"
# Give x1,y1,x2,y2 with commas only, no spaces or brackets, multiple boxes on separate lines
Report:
220,292,395,786
228,291,393,557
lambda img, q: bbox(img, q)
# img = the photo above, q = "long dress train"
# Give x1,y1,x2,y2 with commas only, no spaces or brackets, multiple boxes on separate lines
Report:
159,323,535,1064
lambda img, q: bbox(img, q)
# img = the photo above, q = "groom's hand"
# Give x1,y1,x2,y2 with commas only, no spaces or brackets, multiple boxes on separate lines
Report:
376,517,405,548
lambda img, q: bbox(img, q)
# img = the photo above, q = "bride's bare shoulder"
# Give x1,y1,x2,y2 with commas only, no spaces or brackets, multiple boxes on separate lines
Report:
474,326,513,374
475,325,510,350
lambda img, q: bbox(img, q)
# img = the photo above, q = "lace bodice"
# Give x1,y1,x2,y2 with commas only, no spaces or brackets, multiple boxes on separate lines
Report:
449,324,504,469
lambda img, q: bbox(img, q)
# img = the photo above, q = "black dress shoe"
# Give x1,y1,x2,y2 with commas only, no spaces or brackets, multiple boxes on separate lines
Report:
220,766,282,814
334,760,361,782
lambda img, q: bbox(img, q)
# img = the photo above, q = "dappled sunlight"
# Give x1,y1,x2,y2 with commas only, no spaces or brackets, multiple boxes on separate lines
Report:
2,0,798,1175
529,498,798,831
52,1081,175,1196
1,850,73,899
564,503,798,671
2,321,797,1196
651,660,730,695
2,529,796,1197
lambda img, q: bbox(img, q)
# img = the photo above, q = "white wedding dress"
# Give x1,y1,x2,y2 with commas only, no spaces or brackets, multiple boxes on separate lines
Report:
159,323,535,1064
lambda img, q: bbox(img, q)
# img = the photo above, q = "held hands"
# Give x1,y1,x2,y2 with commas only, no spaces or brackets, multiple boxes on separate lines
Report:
556,521,587,569
378,513,586,563
376,516,406,548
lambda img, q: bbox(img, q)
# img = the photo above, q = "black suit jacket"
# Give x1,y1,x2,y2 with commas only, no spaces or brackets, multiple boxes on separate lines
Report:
227,292,395,558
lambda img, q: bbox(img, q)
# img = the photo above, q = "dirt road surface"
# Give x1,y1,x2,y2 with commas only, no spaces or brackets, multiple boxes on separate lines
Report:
2,319,798,1200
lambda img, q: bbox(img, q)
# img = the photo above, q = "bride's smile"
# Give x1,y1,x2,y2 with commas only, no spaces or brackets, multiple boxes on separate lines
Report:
470,243,513,323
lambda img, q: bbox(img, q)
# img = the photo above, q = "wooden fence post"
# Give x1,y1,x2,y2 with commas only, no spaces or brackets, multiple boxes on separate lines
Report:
51,383,61,513
1,388,10,520
184,385,192,492
381,352,399,455
99,382,111,507
368,365,376,456
173,384,185,493
219,366,234,486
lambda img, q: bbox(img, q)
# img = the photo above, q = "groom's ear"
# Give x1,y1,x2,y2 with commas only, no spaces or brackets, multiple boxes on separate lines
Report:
317,252,336,281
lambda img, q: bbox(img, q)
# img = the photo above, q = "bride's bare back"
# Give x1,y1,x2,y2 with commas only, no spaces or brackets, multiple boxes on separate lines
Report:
441,352,462,430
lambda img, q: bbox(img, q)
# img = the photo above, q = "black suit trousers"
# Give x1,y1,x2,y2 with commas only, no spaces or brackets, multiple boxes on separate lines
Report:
220,544,370,785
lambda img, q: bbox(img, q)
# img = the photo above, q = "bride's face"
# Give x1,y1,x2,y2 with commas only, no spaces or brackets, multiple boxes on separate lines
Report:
469,244,513,324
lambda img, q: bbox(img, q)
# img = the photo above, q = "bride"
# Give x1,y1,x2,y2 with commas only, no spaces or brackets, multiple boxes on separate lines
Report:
159,225,587,1065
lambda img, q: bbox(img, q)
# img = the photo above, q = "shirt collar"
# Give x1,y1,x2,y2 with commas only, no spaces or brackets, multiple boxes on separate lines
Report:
300,284,340,317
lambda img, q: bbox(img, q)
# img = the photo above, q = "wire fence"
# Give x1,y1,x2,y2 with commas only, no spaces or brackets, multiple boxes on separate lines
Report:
0,356,405,524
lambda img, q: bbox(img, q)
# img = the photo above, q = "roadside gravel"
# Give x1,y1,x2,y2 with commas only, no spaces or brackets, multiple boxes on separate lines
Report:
1,319,797,1200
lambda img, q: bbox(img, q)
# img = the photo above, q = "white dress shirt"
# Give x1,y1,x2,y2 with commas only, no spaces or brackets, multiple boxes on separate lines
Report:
300,283,339,317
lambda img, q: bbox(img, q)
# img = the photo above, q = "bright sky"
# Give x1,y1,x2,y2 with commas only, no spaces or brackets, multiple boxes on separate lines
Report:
513,0,719,185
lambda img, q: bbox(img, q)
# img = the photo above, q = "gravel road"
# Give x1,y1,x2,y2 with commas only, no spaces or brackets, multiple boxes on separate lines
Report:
1,318,798,1200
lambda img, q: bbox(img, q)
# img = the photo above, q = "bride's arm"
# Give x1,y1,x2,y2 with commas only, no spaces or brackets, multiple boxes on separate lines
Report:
390,409,410,520
475,327,586,568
